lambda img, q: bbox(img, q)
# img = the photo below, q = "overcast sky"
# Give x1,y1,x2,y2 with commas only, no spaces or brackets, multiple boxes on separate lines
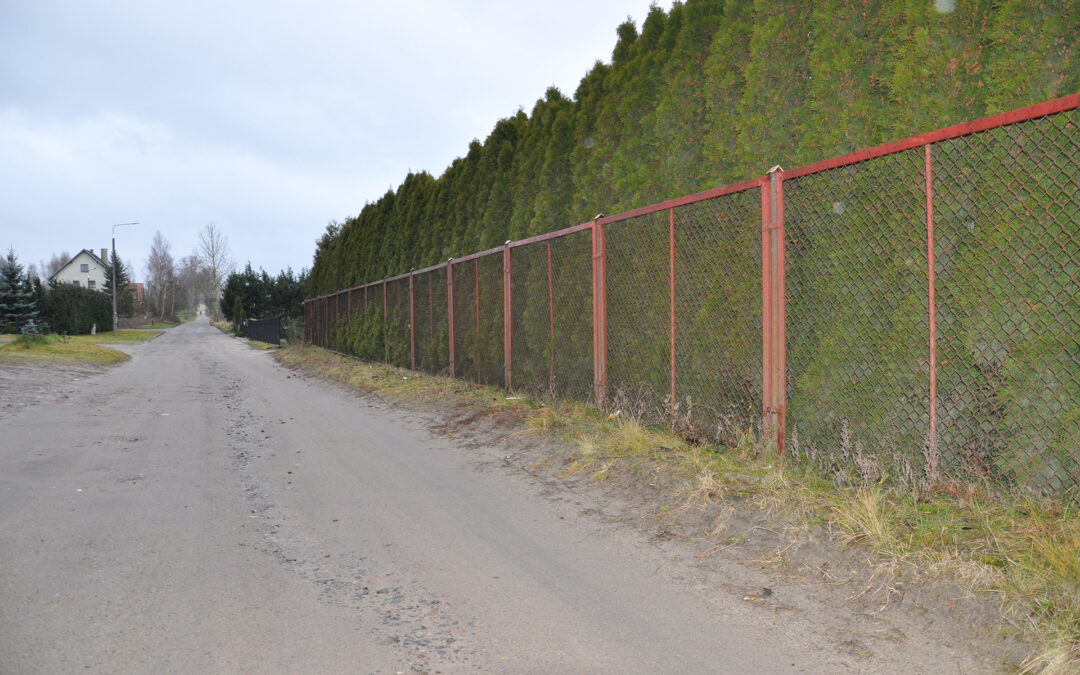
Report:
1,0,671,282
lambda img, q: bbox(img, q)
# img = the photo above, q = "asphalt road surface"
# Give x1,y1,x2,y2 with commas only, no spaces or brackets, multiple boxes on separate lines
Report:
0,321,909,673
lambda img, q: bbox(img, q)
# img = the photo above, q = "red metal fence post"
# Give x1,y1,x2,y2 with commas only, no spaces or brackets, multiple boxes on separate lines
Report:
409,270,417,371
772,168,788,454
382,281,388,363
503,242,513,390
474,259,481,385
924,144,940,482
761,183,772,434
669,207,676,416
547,241,555,393
592,218,608,407
447,259,456,377
762,169,787,454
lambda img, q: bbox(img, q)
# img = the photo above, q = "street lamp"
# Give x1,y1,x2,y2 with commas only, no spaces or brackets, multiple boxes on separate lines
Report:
111,222,138,333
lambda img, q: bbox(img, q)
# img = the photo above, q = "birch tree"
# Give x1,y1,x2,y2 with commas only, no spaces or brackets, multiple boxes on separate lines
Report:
144,231,176,321
198,223,234,319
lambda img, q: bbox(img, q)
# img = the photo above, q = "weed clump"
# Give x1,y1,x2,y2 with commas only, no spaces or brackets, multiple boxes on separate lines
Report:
13,334,50,349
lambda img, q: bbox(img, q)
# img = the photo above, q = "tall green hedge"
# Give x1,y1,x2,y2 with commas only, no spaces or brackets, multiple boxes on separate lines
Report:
41,284,113,335
308,0,1079,295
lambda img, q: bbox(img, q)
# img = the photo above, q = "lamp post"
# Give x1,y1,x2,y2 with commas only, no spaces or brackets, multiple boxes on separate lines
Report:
111,222,138,333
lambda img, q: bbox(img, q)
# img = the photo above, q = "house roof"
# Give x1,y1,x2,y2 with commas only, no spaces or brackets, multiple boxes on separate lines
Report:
49,249,108,282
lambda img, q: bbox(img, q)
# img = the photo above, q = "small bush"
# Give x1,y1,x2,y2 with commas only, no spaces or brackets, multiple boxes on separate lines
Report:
13,333,50,349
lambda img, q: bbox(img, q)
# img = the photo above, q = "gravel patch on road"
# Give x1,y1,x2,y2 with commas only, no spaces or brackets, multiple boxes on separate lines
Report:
0,362,111,421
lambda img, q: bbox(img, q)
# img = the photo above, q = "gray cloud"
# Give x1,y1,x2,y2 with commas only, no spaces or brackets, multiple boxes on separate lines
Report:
1,0,667,279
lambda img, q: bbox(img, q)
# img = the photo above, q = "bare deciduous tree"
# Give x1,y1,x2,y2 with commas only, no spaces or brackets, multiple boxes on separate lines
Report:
144,231,176,321
44,251,71,279
198,223,233,319
177,252,209,316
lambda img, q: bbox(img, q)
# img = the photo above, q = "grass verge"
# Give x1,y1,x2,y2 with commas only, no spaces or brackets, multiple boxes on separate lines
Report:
276,342,1079,673
0,334,130,365
71,330,163,344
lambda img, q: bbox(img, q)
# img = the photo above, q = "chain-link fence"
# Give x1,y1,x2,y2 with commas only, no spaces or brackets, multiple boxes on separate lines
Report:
305,95,1080,498
509,228,595,402
932,110,1080,495
784,149,931,482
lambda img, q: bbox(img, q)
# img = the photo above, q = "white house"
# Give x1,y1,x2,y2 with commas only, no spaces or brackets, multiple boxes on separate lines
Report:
50,249,111,291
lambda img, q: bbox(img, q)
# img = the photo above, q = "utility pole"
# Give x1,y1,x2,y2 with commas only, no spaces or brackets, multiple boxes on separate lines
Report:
112,222,138,333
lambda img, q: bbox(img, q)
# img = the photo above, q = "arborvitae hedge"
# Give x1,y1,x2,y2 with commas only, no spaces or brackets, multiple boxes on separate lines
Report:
308,0,1079,295
41,284,113,335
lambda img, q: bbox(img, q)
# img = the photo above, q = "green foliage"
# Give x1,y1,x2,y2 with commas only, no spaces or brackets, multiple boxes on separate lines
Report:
40,283,112,334
0,248,39,333
308,1,1079,296
221,264,307,322
335,302,386,363
102,255,129,295
231,296,244,332
13,333,49,348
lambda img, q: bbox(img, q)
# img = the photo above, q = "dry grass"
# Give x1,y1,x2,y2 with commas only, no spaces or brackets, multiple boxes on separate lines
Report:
276,342,1080,671
70,330,162,344
0,334,130,364
833,489,896,549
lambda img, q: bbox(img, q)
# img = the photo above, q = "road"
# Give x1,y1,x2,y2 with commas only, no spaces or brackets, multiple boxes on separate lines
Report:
0,321,925,672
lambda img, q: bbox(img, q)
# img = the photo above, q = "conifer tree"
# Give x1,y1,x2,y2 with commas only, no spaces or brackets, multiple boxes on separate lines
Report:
0,248,39,333
651,0,727,195
736,0,813,173
701,0,754,186
983,0,1080,114
102,254,130,295
883,0,993,138
306,0,1080,297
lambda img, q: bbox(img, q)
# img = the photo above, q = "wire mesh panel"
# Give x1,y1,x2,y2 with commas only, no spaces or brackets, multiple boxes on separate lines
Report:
476,252,505,388
510,241,551,395
414,267,450,375
605,212,671,419
508,230,593,400
322,295,332,349
341,288,360,358
452,261,478,383
674,190,762,445
328,291,342,352
352,285,382,361
784,149,930,480
348,287,362,322
933,108,1080,496
550,230,594,401
385,277,411,368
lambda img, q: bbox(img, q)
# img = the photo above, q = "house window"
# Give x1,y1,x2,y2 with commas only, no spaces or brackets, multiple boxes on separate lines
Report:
80,263,89,272
72,280,80,287
87,280,96,289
